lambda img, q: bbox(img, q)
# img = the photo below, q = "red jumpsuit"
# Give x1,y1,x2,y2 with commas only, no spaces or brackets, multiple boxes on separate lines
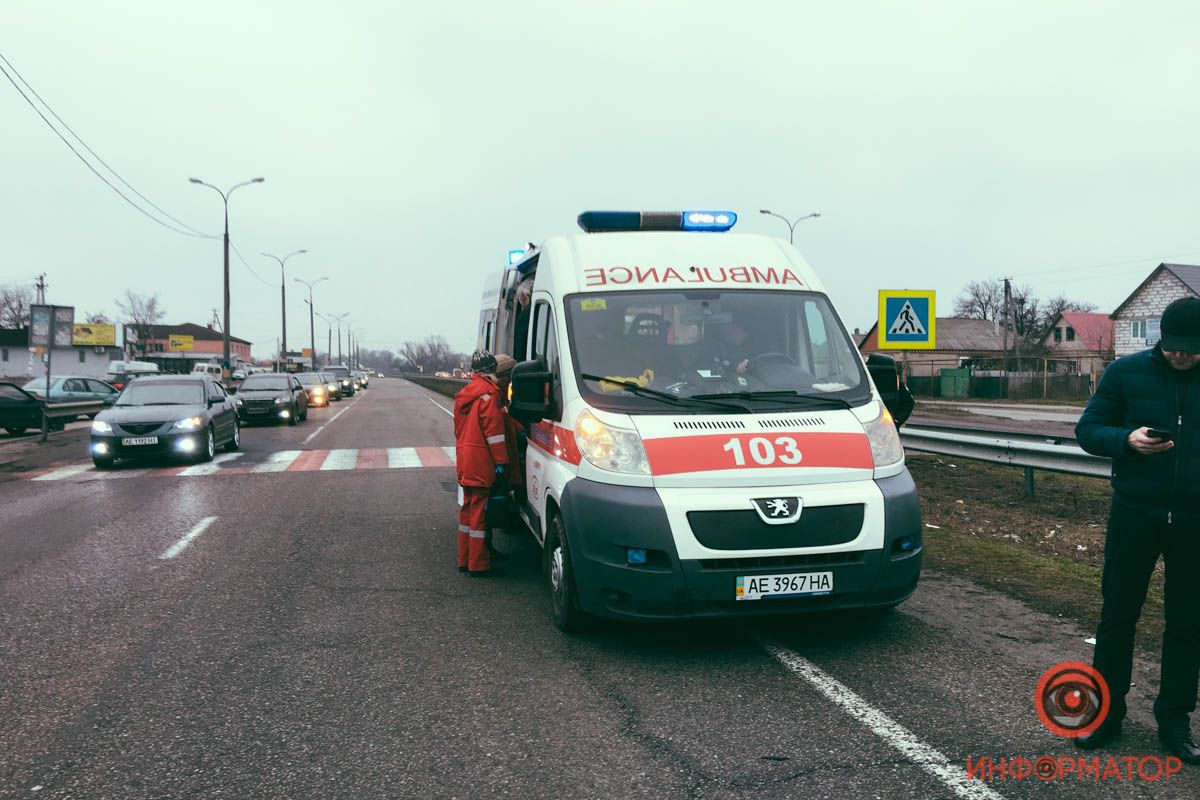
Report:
453,376,509,572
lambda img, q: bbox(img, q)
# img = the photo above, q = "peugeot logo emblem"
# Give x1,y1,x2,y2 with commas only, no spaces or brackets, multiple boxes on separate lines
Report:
751,497,802,525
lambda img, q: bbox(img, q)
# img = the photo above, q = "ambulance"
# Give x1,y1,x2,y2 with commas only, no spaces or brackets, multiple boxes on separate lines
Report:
478,210,920,631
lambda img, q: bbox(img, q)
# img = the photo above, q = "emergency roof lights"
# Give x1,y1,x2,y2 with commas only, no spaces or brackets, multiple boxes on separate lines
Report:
577,210,738,234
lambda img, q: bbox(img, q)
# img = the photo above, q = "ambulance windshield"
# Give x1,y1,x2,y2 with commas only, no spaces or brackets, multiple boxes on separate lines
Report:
565,290,870,412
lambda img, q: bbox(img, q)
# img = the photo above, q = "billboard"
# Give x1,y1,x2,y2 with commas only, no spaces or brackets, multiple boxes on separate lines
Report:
29,305,50,347
30,305,75,348
72,323,118,346
168,334,195,352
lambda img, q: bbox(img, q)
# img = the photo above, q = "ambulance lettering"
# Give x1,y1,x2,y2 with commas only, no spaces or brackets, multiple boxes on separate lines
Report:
583,266,804,288
643,432,872,475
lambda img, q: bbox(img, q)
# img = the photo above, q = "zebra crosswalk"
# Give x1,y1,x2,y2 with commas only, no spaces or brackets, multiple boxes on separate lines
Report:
26,447,458,483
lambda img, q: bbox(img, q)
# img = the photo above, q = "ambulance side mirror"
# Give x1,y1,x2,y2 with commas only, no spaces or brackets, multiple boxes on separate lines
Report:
866,353,913,426
509,359,552,424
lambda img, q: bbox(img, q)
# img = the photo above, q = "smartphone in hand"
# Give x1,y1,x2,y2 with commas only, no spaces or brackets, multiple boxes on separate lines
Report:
1147,428,1173,441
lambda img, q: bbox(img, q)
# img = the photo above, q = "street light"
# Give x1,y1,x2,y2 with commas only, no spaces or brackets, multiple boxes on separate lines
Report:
262,249,307,361
759,208,821,244
189,176,265,371
294,276,328,369
330,313,350,365
315,311,334,367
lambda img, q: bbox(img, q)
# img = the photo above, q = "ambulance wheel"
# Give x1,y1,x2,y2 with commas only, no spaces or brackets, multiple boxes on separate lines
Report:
546,514,587,633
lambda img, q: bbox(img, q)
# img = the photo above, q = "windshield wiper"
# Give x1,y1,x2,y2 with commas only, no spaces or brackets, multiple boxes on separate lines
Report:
138,401,191,406
579,373,744,413
691,390,856,410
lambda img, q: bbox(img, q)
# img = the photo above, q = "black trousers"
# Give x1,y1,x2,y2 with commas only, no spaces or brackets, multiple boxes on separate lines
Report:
1093,502,1200,730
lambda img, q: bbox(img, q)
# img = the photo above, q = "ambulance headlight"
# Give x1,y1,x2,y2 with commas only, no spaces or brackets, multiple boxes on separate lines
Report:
863,406,904,468
575,410,650,475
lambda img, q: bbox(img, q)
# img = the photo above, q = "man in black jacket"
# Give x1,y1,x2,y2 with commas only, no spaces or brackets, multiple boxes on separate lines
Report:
1075,297,1200,762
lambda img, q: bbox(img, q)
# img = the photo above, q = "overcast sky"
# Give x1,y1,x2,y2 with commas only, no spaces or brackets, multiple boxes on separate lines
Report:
4,1,1199,357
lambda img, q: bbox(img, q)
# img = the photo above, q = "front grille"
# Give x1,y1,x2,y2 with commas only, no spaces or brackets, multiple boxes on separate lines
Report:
673,419,745,431
119,423,163,436
756,416,826,428
687,504,865,550
243,400,274,410
698,551,867,571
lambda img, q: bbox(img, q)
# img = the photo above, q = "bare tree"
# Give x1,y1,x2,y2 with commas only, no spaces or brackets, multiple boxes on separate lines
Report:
0,285,33,329
953,279,1005,321
116,291,165,351
398,335,464,372
85,310,111,324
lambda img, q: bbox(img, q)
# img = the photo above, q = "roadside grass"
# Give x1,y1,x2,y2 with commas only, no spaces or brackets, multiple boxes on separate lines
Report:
909,454,1166,652
916,396,1087,408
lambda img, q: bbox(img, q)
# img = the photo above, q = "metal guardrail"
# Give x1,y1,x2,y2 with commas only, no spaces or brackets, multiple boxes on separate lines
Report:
39,400,106,442
901,425,1112,484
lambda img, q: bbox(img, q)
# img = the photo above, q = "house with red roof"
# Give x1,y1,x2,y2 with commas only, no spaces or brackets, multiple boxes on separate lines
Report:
1038,312,1114,376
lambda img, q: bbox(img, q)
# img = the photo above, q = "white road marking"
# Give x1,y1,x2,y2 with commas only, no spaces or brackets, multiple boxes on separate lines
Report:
302,402,353,445
178,452,244,477
761,641,1005,800
32,463,93,481
387,447,421,468
160,516,217,560
427,397,453,417
442,446,456,464
320,448,358,471
252,450,303,473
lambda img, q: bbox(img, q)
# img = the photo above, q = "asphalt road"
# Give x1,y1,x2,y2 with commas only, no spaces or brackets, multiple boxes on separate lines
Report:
1,379,1194,799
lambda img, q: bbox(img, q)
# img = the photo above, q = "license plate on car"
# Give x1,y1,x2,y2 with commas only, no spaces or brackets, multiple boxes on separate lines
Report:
736,571,833,601
247,408,268,414
121,436,159,446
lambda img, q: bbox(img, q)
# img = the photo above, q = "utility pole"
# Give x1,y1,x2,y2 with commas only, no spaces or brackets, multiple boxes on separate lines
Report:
35,274,47,304
1001,277,1012,398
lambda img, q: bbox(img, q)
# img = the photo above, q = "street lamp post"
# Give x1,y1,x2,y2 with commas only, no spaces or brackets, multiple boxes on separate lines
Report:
331,313,349,365
316,312,333,367
295,276,328,370
758,209,821,243
262,250,307,361
189,177,264,372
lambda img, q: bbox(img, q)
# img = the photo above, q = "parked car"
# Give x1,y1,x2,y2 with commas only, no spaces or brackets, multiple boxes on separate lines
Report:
319,372,343,400
89,375,239,467
295,372,331,407
235,372,308,425
192,363,224,379
23,376,119,415
105,360,160,390
0,381,58,435
323,365,355,396
231,369,247,381
352,370,370,389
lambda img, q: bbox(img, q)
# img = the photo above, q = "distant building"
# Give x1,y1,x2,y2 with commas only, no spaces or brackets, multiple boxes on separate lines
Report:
1039,312,1114,375
0,325,126,379
134,323,252,370
1110,263,1200,356
858,316,1007,376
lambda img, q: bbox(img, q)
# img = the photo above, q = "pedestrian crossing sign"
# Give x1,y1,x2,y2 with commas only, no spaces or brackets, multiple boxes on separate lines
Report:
877,290,936,350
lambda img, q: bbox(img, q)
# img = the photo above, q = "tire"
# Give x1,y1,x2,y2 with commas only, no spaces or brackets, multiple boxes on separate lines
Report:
287,403,298,426
5,427,26,435
92,454,115,470
197,427,215,463
546,514,588,633
224,421,241,452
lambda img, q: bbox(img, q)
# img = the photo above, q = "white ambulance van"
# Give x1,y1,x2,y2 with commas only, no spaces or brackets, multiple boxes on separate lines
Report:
480,210,920,630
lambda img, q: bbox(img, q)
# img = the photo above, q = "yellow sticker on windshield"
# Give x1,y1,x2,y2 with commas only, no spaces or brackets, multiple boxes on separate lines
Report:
580,299,607,311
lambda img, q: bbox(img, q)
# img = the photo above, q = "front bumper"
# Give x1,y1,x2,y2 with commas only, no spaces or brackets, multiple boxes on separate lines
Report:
91,431,203,460
238,405,291,423
558,472,922,621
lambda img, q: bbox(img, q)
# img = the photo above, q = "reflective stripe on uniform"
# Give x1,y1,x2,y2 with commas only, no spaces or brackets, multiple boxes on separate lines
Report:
486,434,505,445
469,530,488,539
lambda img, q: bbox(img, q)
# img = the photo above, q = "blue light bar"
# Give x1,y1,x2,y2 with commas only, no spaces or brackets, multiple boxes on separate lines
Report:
507,248,526,265
577,210,738,234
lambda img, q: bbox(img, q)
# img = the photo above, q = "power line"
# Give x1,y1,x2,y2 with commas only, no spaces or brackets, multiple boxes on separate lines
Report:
0,51,212,239
229,240,276,288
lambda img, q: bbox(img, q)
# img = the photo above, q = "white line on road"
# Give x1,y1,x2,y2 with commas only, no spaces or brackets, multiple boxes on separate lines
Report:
386,447,421,468
320,448,358,471
178,452,244,477
761,641,1005,800
160,516,217,560
32,463,93,482
427,397,453,417
252,450,303,473
442,446,456,464
302,402,353,445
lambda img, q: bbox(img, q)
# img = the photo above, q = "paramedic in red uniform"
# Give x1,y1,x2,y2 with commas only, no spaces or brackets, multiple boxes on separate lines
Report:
454,351,515,577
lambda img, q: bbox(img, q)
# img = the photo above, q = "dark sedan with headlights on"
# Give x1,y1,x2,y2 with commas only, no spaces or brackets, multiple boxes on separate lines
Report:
234,372,308,425
323,365,355,396
89,375,240,468
320,371,343,401
295,372,331,408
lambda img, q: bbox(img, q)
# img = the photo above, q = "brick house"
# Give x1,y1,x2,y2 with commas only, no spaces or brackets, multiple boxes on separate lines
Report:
1111,263,1200,356
134,323,252,369
858,317,1007,377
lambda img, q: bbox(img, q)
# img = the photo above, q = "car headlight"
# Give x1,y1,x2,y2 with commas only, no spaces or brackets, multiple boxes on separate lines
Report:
173,416,204,431
91,419,113,433
313,387,324,394
236,398,244,406
342,379,350,386
574,409,650,474
274,396,286,405
863,405,904,468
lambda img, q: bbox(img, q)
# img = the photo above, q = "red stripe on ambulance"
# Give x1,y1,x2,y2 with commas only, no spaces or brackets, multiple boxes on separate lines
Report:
643,431,872,475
